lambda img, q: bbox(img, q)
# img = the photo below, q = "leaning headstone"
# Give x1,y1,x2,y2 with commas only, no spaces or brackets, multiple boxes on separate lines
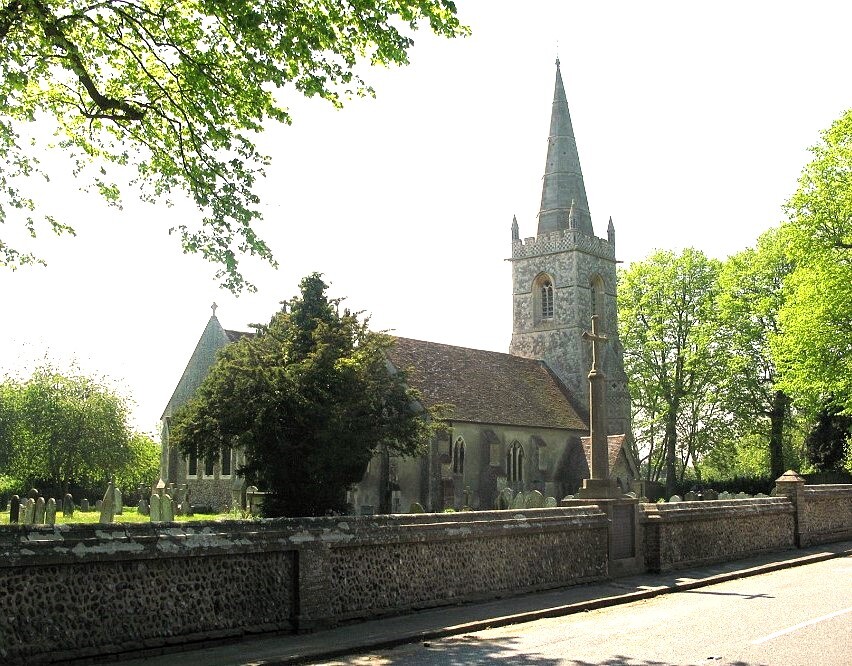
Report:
62,493,74,517
684,491,700,502
9,495,20,523
138,498,149,516
668,495,682,503
149,494,162,522
160,494,174,522
409,502,425,513
80,498,90,512
113,487,123,515
34,497,46,524
525,490,545,508
703,489,719,501
99,481,115,524
511,491,525,510
45,498,57,526
544,496,558,508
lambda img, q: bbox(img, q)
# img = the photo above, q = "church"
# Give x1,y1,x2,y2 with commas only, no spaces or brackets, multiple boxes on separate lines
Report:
158,60,638,513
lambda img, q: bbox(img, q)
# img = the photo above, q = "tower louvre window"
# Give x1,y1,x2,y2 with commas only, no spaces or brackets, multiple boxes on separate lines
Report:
541,280,554,318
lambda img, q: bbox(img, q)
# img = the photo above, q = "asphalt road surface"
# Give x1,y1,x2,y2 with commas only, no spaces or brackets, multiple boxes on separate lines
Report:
312,555,852,666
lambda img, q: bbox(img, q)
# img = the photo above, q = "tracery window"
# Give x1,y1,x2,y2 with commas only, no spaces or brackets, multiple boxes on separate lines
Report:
452,437,465,475
541,279,554,319
507,441,524,484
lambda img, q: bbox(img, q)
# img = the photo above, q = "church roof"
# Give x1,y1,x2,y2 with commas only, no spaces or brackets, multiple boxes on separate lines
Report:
386,337,587,431
537,59,594,236
580,434,630,474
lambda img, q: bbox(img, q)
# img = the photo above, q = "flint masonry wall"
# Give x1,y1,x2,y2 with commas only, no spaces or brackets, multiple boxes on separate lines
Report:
640,497,797,572
0,506,608,665
800,485,852,546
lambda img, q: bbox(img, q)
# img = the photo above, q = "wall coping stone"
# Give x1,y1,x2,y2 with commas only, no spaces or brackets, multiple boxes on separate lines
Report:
0,506,607,568
639,498,793,524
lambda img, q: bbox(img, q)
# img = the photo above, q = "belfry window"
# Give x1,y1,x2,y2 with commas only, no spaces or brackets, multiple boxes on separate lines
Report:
541,279,554,319
507,441,524,484
590,274,605,320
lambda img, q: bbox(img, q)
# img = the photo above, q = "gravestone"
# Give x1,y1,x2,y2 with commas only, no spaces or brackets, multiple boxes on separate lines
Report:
175,486,186,516
703,489,719,501
718,491,732,500
149,494,161,522
684,491,700,501
525,490,545,508
9,495,20,523
81,498,90,512
27,488,39,500
544,496,558,508
735,492,750,499
161,494,174,522
21,498,35,524
359,504,374,516
183,485,193,516
408,502,425,513
34,497,46,524
669,495,682,503
138,498,149,516
497,487,514,510
45,498,57,525
62,494,74,517
511,491,525,510
99,481,116,524
114,487,123,515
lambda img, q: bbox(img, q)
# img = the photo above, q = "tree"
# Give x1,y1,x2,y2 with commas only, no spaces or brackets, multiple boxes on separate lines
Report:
804,403,851,472
0,366,137,494
170,273,433,517
716,226,794,479
0,1,467,291
775,109,852,416
618,249,724,495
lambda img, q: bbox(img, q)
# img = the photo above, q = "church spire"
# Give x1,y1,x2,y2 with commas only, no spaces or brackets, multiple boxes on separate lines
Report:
537,59,593,236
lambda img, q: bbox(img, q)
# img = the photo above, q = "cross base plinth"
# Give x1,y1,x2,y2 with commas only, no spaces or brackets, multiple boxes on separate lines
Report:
577,478,623,499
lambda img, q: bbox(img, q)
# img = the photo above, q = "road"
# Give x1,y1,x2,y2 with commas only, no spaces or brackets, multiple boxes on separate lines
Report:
313,555,852,666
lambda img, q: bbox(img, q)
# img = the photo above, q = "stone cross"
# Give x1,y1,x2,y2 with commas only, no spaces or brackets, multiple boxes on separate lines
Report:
581,314,608,373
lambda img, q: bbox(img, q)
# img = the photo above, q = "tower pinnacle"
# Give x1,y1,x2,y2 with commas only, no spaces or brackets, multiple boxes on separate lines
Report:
537,60,593,236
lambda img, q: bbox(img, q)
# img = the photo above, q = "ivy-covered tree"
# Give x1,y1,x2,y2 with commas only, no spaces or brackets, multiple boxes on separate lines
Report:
804,404,851,472
618,249,724,495
0,1,467,291
170,273,433,517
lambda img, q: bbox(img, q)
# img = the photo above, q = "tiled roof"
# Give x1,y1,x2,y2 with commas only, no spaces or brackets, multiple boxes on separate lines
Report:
225,329,253,342
386,337,587,431
580,434,627,472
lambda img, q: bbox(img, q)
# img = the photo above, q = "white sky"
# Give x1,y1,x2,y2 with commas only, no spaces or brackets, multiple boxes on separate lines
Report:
1,1,850,436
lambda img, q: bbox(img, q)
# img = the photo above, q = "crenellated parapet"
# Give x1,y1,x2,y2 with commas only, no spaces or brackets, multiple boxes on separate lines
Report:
511,228,616,262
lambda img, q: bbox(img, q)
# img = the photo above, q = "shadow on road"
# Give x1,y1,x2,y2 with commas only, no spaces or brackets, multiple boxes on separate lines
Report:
320,635,767,666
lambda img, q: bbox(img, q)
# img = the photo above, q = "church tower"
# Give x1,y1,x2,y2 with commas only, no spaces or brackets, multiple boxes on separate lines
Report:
509,59,631,437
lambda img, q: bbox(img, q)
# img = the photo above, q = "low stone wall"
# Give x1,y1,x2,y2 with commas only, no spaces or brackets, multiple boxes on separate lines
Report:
801,485,852,546
640,498,796,572
0,507,608,665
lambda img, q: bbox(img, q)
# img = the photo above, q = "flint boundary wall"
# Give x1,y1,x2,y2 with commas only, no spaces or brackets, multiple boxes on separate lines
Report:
1,484,850,665
0,507,608,665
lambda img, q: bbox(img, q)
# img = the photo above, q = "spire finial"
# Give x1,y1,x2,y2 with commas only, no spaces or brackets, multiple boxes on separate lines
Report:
211,302,218,317
556,40,560,68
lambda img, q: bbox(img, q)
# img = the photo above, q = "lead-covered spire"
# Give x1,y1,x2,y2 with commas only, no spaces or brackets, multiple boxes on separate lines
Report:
537,59,593,236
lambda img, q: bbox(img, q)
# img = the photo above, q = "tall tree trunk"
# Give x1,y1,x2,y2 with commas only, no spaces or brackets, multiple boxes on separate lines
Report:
768,390,790,479
664,412,678,498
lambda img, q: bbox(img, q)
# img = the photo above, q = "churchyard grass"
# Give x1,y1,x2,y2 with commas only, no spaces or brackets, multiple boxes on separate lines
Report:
0,507,226,525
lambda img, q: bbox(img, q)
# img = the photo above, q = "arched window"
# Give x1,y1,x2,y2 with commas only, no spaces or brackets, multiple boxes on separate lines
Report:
590,274,605,321
452,437,465,474
533,273,555,322
187,445,198,478
221,444,232,477
507,441,524,484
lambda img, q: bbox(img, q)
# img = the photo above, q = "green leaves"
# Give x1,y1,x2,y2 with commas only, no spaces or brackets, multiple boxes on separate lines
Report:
0,0,467,291
170,273,432,517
